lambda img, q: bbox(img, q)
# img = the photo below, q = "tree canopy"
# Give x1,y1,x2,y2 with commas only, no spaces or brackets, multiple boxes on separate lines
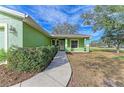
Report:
52,23,78,35
82,5,124,53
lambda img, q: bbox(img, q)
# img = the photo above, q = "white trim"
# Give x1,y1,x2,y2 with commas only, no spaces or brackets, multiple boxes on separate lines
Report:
0,23,8,52
0,6,50,37
0,6,26,18
24,16,51,37
70,39,79,48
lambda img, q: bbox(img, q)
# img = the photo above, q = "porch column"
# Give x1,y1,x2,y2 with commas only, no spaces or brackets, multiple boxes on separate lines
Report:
84,38,90,52
84,38,86,46
65,38,67,51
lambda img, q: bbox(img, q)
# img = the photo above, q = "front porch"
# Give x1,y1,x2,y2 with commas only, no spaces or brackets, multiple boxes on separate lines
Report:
51,37,90,52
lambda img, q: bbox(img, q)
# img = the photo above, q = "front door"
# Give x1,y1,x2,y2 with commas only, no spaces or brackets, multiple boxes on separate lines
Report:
59,39,65,51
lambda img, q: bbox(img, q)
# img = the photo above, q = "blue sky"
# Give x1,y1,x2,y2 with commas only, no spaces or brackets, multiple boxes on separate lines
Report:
4,5,103,41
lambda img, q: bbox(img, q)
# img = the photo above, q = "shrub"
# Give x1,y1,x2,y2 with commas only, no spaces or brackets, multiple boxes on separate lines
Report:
0,49,7,62
7,46,58,72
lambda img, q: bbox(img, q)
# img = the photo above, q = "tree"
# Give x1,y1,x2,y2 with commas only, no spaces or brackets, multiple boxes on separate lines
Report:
90,40,106,47
101,29,124,52
82,5,124,53
101,31,114,48
52,23,78,35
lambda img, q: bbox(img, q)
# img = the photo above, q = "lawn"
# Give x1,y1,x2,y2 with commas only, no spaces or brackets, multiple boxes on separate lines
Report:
90,47,124,53
113,56,124,61
67,51,124,87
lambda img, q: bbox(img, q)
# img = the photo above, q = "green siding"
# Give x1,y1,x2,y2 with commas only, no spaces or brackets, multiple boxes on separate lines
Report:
67,39,70,47
0,28,4,49
66,38,84,48
0,11,90,52
23,23,50,47
51,38,89,52
65,38,89,52
0,12,23,48
79,38,84,47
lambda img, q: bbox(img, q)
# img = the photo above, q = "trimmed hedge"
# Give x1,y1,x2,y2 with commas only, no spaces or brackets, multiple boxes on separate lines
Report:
7,46,58,72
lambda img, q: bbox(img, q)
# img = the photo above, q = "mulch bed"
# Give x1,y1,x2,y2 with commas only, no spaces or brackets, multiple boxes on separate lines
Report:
67,51,124,87
0,65,37,87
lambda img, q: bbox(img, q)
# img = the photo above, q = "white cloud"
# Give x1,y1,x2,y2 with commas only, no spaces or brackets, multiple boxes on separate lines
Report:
4,5,93,26
31,6,68,25
4,5,95,33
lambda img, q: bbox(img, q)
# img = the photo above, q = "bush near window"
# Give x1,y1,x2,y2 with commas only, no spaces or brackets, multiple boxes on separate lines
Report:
0,49,6,62
7,46,58,72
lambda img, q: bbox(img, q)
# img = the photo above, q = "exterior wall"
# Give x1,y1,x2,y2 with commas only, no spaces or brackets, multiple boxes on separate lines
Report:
23,23,50,47
65,38,89,52
0,28,4,49
0,11,90,52
0,12,23,48
51,38,90,52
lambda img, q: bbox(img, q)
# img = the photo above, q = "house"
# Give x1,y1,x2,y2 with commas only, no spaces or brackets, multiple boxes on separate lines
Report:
0,6,90,52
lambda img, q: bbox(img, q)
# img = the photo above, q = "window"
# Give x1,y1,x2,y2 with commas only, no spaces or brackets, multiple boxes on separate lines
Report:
71,40,78,48
56,40,59,46
51,40,55,46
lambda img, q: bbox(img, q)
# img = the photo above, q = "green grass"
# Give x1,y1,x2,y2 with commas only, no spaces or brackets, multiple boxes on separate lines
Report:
0,49,6,62
113,56,124,61
90,47,124,61
90,47,124,53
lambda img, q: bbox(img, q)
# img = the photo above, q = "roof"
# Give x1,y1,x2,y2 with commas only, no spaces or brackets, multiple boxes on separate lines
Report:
0,6,90,38
51,34,90,38
0,6,26,18
0,6,50,37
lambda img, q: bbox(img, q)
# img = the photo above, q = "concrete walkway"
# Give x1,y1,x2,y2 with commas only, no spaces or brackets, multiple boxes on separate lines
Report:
12,51,72,87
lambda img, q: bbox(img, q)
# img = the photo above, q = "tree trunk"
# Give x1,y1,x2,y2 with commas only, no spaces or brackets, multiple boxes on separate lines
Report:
117,49,120,53
107,42,111,48
116,45,120,53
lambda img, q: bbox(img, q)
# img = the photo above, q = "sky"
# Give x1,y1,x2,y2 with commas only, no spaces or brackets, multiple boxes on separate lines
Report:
4,5,103,41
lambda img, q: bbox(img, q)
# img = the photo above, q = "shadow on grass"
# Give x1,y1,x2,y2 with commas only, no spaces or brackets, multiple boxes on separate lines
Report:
113,56,124,61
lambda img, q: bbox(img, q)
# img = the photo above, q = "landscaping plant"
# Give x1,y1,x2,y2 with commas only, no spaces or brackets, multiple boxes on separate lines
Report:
7,46,58,72
0,49,7,62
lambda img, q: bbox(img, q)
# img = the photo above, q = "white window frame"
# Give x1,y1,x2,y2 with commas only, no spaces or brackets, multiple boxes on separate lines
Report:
70,39,79,48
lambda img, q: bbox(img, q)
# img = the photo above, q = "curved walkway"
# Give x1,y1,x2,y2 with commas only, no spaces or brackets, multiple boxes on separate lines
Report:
12,51,72,87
